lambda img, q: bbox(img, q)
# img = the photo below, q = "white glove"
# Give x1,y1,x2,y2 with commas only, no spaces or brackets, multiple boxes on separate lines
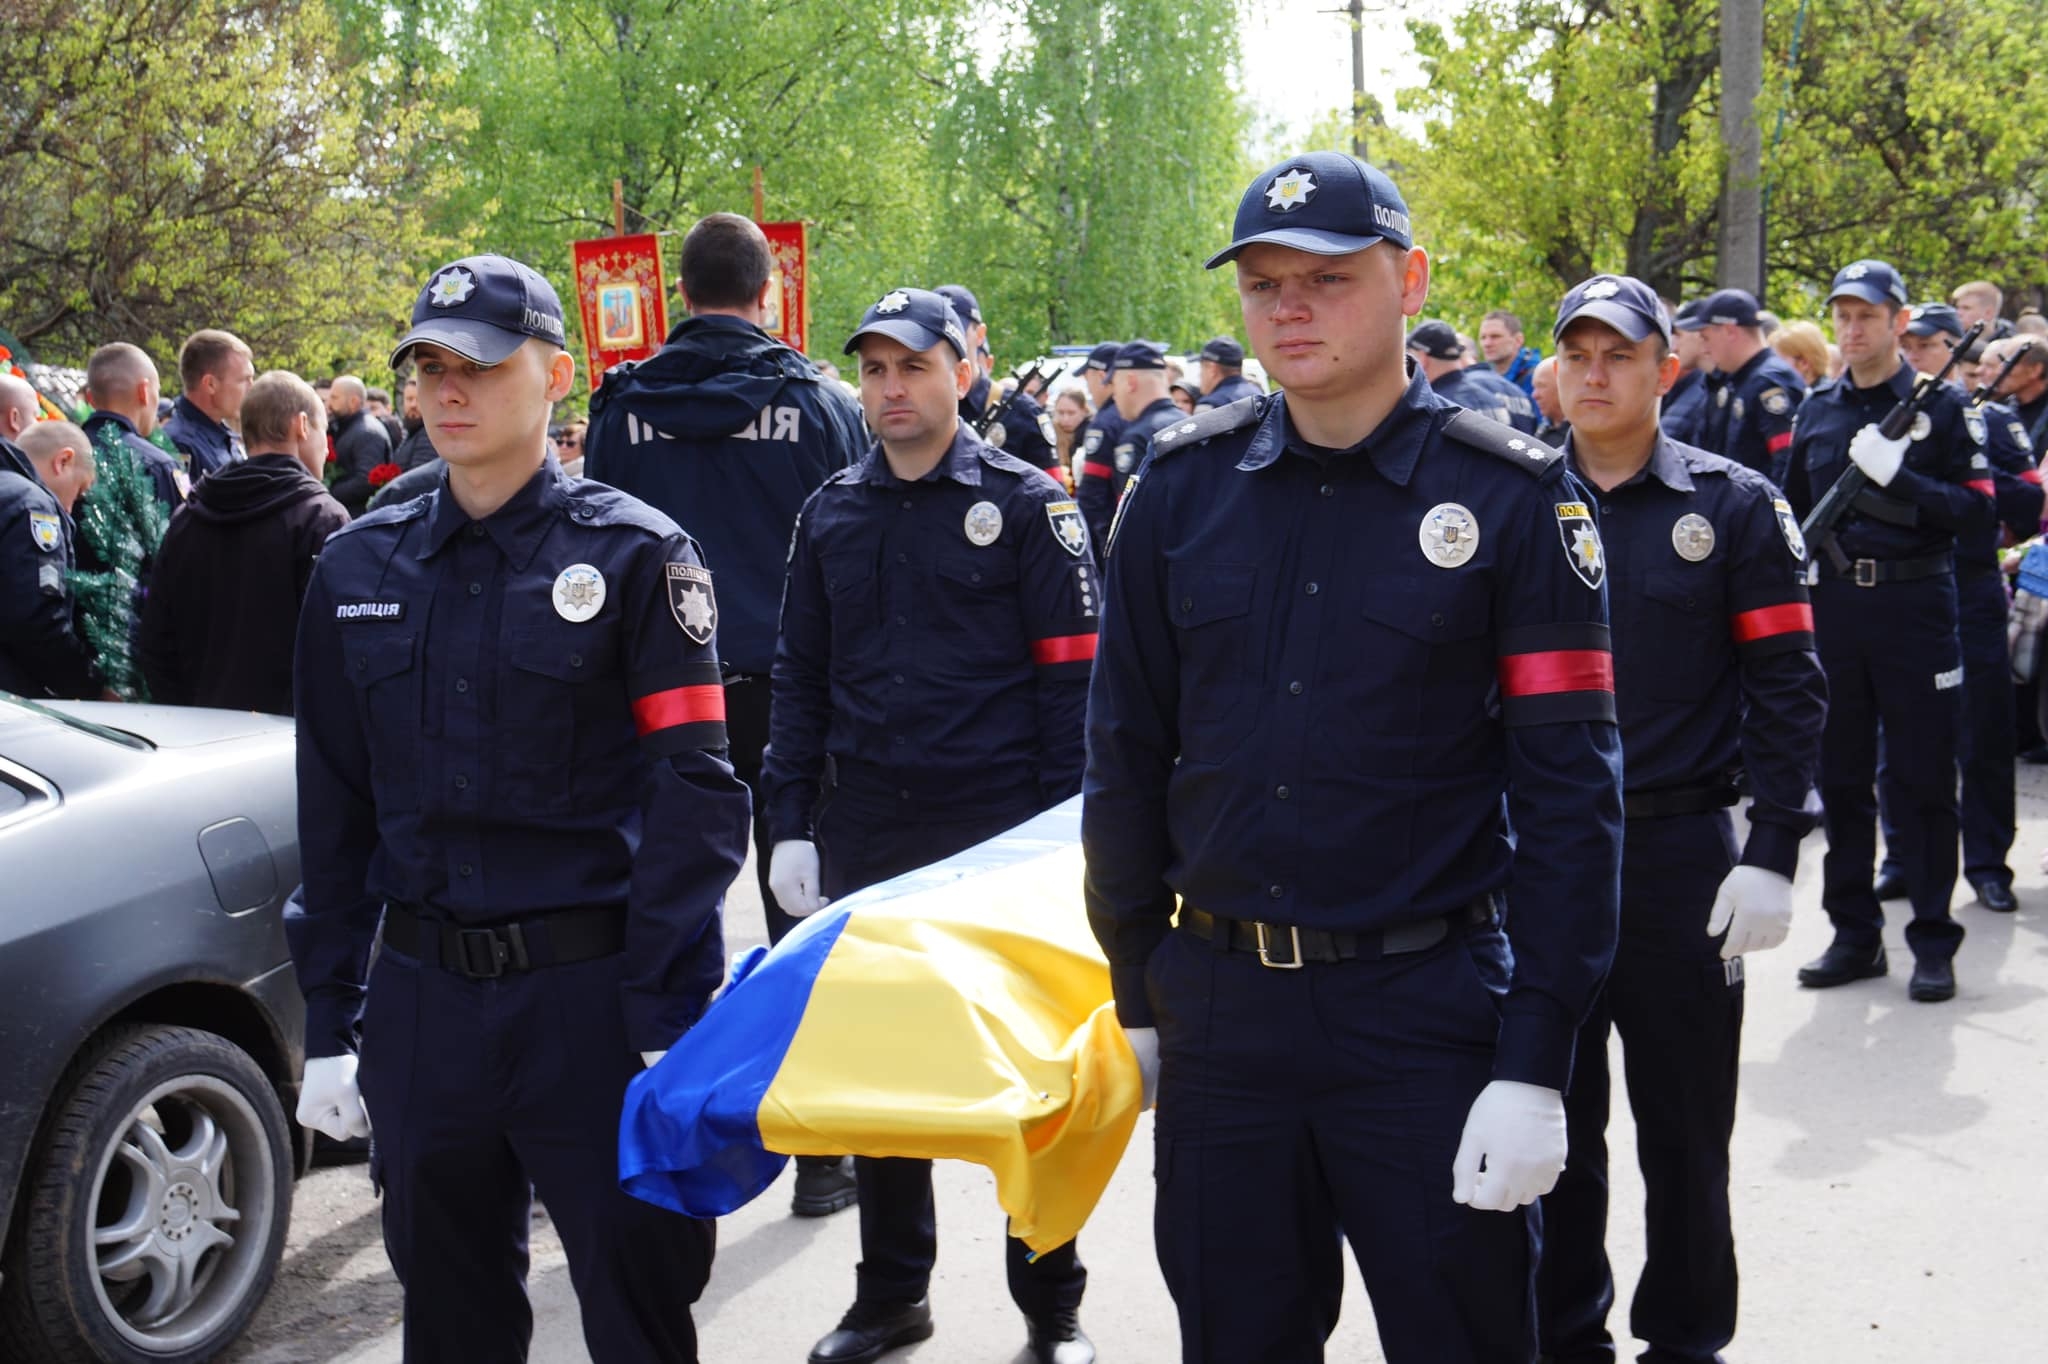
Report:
1848,423,1908,487
297,1054,372,1142
1706,864,1793,960
768,839,826,917
640,1050,667,1069
1451,1080,1566,1211
1124,1026,1160,1109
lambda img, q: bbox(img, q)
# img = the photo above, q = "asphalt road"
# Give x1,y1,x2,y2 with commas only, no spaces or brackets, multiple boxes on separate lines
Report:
225,775,2048,1363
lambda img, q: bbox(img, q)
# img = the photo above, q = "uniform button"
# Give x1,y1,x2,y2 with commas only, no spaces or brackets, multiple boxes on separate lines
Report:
902,500,913,510
897,552,909,564
895,614,908,626
468,582,482,597
1304,582,1319,595
1598,503,1611,515
458,863,473,877
1180,597,1193,612
1431,612,1445,628
1288,681,1303,695
970,571,982,584
453,774,468,790
1320,484,1335,497
1275,785,1290,800
354,657,366,672
455,678,469,693
898,789,911,800
1268,884,1284,899
467,524,486,539
893,735,906,746
569,653,583,668
892,674,905,685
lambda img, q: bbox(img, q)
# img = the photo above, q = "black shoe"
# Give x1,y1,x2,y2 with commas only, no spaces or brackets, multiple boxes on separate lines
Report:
808,1299,934,1364
2023,745,2048,765
1873,868,1908,901
1797,940,1888,988
1972,878,2019,913
1025,1309,1096,1364
791,1155,858,1217
1909,958,1957,1002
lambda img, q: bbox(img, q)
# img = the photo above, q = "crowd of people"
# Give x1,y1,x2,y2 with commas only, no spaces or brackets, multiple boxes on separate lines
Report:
0,150,2041,1364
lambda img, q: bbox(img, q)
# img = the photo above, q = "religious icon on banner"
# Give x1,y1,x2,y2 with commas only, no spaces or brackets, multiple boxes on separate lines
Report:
758,222,808,354
571,233,667,383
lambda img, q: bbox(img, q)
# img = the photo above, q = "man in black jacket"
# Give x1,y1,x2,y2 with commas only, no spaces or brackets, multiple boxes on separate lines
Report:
1,419,100,699
140,370,349,714
324,374,394,516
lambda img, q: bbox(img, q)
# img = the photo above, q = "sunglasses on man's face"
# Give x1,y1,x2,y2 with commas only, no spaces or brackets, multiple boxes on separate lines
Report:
559,435,582,448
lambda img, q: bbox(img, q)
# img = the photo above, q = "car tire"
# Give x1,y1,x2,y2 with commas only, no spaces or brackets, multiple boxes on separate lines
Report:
0,1024,293,1364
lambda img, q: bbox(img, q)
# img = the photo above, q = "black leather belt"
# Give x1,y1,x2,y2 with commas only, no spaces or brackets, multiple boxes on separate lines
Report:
1623,782,1741,820
1178,900,1494,970
1816,551,1952,586
381,903,626,979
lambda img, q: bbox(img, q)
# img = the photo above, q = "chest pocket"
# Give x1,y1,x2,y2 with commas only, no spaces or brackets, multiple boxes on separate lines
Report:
820,546,878,645
929,550,1024,670
499,616,626,813
1167,562,1261,763
1352,574,1494,767
1637,569,1728,702
342,629,422,812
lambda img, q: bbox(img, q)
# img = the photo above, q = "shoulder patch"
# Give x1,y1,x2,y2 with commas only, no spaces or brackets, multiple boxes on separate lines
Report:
1441,408,1560,476
1149,395,1261,459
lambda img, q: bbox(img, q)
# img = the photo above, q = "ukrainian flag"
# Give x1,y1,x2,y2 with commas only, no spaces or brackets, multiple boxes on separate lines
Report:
619,796,1142,1255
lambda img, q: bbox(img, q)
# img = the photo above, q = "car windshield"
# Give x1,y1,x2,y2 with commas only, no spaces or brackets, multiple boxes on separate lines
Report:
0,692,153,751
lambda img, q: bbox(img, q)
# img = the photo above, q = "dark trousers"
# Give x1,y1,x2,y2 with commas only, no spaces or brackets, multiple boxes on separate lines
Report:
723,676,790,943
1878,569,2016,891
815,793,1085,1317
1814,574,1965,962
1147,919,1533,1364
358,946,714,1363
1538,812,1745,1364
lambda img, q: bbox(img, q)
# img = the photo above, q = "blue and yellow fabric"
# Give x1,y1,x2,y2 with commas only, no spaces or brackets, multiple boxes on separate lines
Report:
618,797,1141,1254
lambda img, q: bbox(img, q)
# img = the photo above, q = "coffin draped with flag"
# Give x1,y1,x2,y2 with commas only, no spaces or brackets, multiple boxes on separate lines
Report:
618,797,1141,1254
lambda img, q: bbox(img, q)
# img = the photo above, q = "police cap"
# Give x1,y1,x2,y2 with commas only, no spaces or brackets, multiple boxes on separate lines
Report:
1205,151,1413,270
1198,336,1245,365
1827,260,1909,308
1696,288,1762,329
1672,299,1708,333
1080,342,1122,374
933,284,983,330
1111,340,1169,373
391,254,567,369
1404,321,1465,360
843,288,969,361
1553,274,1672,346
1906,302,1964,339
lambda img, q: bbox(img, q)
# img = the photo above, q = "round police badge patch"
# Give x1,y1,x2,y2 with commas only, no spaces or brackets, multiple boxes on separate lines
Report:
1910,412,1933,442
1671,512,1715,562
552,563,606,622
1732,397,1745,425
1716,386,1730,409
986,421,1007,448
1418,502,1480,568
964,500,1003,546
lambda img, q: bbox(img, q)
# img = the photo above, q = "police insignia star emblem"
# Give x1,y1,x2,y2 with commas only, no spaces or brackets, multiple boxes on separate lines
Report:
1910,412,1933,442
1843,263,1869,280
1507,438,1527,452
875,290,911,314
429,268,476,308
1418,502,1480,568
1761,387,1790,416
1671,512,1715,562
1966,410,1987,446
28,510,60,553
1583,279,1621,300
1772,496,1807,562
666,562,718,643
1264,168,1316,212
1555,502,1606,590
1046,499,1088,558
552,563,606,622
964,500,1004,546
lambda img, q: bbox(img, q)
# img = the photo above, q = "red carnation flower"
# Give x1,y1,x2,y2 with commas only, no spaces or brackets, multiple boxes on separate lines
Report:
367,462,403,488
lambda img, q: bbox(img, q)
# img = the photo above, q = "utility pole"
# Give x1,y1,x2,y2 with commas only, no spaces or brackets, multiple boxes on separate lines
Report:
1350,0,1368,160
1718,0,1764,294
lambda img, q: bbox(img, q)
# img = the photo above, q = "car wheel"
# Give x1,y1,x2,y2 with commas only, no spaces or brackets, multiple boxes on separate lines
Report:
0,1024,292,1364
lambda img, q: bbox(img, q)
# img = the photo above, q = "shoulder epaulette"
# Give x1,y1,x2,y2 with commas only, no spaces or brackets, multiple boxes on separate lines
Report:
328,492,433,541
565,480,682,538
826,464,866,486
1441,408,1560,476
974,446,1047,483
1149,395,1262,458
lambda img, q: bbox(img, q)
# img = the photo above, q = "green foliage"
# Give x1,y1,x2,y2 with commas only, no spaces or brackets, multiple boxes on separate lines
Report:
0,0,469,377
69,423,167,700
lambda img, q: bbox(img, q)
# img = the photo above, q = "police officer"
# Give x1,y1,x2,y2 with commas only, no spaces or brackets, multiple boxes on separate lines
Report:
1662,299,1714,445
934,284,1062,479
1985,333,2048,451
1692,288,1807,483
1407,320,1541,432
1782,260,1996,1004
289,254,750,1361
762,287,1099,1364
1,418,100,700
1533,274,1826,1364
1103,340,1183,503
1084,151,1623,1363
1193,335,1262,409
1072,341,1126,548
162,329,253,479
1873,309,2042,913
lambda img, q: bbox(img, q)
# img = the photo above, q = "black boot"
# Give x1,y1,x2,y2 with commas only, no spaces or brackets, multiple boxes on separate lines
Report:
1025,1308,1096,1364
791,1154,858,1217
1909,957,1957,1002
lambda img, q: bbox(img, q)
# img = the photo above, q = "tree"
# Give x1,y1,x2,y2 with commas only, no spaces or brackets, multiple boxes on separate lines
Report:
0,0,467,376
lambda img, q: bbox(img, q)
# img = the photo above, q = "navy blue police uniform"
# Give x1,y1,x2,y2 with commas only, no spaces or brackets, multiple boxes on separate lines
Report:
81,409,187,513
162,392,245,480
288,256,749,1363
1105,341,1188,515
1660,368,1710,445
1195,336,1263,410
1073,341,1127,551
0,436,99,699
761,289,1100,1349
1084,153,1622,1364
1434,361,1541,433
935,283,1063,480
1690,290,1807,483
1781,261,1996,985
585,309,866,944
1532,276,1826,1364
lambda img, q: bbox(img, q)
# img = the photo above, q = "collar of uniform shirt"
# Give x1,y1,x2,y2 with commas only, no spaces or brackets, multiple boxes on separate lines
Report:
417,452,566,567
856,421,984,487
1563,430,1695,493
1238,363,1436,486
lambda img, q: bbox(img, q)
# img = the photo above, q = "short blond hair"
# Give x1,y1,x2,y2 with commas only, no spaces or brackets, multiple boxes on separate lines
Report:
1772,321,1829,384
1952,280,2003,311
240,371,328,449
18,420,93,469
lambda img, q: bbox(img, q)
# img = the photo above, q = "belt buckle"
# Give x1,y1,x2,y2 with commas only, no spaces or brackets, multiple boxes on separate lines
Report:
1254,921,1304,970
456,924,530,978
1854,558,1877,588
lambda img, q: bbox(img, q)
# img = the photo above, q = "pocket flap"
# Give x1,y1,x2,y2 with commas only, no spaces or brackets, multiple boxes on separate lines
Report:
1167,562,1257,628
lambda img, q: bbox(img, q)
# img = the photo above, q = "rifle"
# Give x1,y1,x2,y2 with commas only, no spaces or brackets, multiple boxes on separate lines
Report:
975,358,1067,439
1799,319,1985,553
1968,339,2031,408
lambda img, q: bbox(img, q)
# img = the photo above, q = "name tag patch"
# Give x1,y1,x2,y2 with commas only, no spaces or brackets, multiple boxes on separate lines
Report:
335,600,406,621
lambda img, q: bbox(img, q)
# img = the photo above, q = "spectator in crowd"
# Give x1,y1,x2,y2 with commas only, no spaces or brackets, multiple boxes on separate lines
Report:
323,373,394,516
82,342,187,511
139,371,348,716
162,329,253,479
1169,374,1201,415
367,386,406,447
1,419,100,700
1530,355,1568,445
1050,385,1092,471
1407,320,1539,431
1756,309,1782,339
390,375,437,473
0,372,37,447
557,417,588,477
1478,308,1542,395
1771,320,1831,389
1951,280,2015,341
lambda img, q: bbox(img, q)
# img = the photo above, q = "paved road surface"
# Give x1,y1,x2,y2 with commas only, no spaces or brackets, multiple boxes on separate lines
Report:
227,774,2048,1362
